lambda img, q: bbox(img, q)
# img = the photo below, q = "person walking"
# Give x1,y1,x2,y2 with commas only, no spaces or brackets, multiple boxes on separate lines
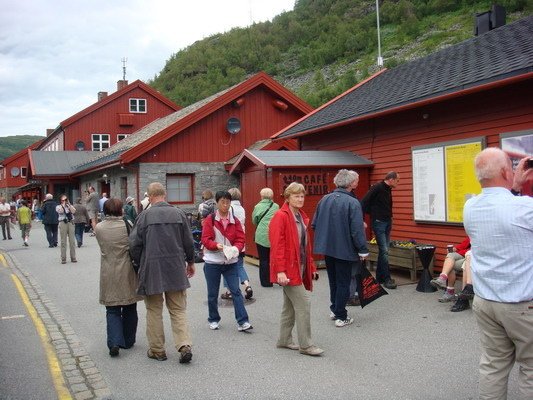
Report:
312,169,369,327
269,182,323,356
0,197,13,240
56,194,76,264
86,186,99,234
129,182,195,364
252,188,279,287
201,190,252,332
95,198,143,358
360,171,400,289
16,200,32,246
41,194,58,247
463,149,533,399
123,196,137,227
73,198,90,248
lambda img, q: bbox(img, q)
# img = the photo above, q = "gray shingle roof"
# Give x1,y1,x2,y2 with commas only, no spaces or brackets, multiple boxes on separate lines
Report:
278,16,533,139
244,150,372,167
30,151,95,176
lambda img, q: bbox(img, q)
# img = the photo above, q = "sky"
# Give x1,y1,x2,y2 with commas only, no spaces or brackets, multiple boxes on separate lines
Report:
0,0,296,138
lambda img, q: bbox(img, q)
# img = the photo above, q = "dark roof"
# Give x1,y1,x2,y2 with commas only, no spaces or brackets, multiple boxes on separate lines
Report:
277,15,533,139
229,150,372,174
30,151,95,176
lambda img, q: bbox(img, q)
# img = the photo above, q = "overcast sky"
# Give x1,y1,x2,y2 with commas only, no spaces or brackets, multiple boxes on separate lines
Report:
0,0,296,138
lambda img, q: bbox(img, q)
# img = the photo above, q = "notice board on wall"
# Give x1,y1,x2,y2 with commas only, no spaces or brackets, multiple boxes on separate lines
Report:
412,137,484,224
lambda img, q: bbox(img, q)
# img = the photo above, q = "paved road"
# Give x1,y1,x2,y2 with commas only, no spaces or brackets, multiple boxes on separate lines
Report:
0,222,521,399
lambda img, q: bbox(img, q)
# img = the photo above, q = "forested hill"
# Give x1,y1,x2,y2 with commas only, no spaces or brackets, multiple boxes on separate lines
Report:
150,0,531,108
0,135,44,160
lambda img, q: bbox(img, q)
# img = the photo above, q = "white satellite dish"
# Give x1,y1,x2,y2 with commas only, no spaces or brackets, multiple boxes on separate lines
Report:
11,167,20,177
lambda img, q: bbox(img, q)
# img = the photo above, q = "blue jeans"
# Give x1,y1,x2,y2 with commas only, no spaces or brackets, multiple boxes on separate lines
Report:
105,303,138,349
204,261,249,325
74,223,85,245
223,255,249,288
372,219,392,283
325,256,353,320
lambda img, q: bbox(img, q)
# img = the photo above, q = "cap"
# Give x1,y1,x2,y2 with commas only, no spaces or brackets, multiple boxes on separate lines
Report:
125,196,134,204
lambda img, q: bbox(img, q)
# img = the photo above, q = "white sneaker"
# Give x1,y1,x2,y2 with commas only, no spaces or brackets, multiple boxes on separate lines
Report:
237,322,253,332
329,311,335,320
335,318,354,327
209,321,219,330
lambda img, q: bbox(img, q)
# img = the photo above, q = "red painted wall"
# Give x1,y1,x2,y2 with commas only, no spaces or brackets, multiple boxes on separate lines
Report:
61,87,177,151
0,150,31,196
299,80,533,270
136,87,307,163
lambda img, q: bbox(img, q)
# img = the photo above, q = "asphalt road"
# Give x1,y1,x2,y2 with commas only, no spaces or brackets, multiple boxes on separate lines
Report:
0,222,521,399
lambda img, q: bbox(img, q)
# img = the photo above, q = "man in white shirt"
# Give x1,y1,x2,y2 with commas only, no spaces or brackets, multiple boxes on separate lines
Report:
463,148,533,399
0,197,13,240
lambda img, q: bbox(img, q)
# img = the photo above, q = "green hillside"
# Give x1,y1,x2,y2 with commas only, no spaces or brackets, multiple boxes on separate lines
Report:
0,135,44,161
150,0,532,108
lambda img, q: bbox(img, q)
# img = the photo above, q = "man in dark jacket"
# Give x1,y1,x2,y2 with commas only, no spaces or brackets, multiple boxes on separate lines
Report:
312,169,368,328
360,171,400,290
41,193,59,247
129,182,195,364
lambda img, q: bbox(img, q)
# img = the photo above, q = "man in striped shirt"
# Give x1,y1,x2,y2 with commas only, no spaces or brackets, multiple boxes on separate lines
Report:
463,148,533,399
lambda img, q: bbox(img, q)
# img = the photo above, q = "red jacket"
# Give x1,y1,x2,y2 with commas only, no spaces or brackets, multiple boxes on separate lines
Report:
201,212,245,264
269,202,316,291
456,237,471,257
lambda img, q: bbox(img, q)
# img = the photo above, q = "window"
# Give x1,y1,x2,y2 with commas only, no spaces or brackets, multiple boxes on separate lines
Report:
92,134,110,151
21,167,27,178
166,174,193,203
117,134,129,142
129,98,146,113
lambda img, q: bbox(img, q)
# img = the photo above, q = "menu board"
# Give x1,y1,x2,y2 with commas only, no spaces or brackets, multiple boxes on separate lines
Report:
412,138,484,223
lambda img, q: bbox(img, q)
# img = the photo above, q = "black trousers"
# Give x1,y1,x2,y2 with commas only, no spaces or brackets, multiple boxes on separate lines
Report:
44,223,58,246
0,216,12,239
256,243,273,287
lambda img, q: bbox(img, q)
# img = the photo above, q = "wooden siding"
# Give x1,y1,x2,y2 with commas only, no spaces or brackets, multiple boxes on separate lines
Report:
136,87,306,163
300,80,533,270
0,150,31,191
62,87,177,151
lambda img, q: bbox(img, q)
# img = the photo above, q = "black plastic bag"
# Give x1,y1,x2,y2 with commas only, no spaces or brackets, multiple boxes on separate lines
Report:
356,260,388,308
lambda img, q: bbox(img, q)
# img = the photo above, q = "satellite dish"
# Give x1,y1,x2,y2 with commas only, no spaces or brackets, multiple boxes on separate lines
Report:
226,117,241,135
76,140,85,151
10,167,20,177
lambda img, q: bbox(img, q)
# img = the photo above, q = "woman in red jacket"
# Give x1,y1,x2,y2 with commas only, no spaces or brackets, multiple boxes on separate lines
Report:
269,182,323,356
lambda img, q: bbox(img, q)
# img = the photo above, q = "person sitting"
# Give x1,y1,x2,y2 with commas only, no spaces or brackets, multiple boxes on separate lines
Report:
430,237,471,302
450,250,475,312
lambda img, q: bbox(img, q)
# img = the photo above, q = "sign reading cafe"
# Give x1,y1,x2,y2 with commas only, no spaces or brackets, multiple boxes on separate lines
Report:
280,173,329,196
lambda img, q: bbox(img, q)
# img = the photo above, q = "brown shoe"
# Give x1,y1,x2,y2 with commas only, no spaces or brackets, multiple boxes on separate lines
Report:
61,260,66,264
147,349,167,361
178,345,192,364
299,345,324,356
276,343,299,350
71,259,77,263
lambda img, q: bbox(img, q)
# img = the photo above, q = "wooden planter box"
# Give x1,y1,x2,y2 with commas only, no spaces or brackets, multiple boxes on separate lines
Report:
367,242,434,281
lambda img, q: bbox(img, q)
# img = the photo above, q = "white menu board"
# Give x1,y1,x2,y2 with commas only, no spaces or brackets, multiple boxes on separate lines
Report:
412,147,446,221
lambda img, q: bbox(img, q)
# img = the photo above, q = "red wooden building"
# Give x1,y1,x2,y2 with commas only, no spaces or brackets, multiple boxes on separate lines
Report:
273,16,533,270
229,150,372,258
68,72,313,212
37,80,180,153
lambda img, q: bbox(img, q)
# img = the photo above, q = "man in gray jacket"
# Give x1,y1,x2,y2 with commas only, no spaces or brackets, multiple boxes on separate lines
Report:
312,169,368,328
129,182,195,364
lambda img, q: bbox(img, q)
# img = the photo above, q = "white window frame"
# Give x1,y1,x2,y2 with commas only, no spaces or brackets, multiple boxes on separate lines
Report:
166,174,193,204
91,134,110,151
20,167,27,178
117,134,129,142
129,98,147,113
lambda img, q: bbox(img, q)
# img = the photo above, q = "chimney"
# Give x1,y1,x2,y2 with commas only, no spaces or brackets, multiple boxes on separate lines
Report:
475,4,506,36
46,128,54,137
98,91,108,101
117,80,128,91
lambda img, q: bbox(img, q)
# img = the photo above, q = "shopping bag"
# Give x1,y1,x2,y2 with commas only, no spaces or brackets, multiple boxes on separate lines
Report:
356,260,388,308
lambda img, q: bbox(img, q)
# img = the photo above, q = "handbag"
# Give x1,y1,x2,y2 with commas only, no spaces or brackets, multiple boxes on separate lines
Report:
356,260,388,308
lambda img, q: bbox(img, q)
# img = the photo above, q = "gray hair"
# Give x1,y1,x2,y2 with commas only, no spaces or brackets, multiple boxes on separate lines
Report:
228,187,241,201
474,147,509,182
45,193,53,200
333,169,359,188
260,187,274,199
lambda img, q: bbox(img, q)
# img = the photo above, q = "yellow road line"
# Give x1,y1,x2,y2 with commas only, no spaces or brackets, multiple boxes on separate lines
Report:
11,274,72,400
0,253,7,268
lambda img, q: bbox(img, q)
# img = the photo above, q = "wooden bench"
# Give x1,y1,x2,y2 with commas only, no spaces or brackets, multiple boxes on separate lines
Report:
367,242,434,281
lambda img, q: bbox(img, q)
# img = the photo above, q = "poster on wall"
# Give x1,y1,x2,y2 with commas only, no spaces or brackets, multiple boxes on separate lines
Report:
500,130,533,196
412,137,484,224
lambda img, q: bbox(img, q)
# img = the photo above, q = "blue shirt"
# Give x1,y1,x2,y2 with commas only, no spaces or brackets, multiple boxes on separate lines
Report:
463,187,533,303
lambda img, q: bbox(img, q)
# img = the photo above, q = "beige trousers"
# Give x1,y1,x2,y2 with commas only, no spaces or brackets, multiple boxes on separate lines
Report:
473,296,533,400
144,290,191,353
278,284,312,350
59,221,76,261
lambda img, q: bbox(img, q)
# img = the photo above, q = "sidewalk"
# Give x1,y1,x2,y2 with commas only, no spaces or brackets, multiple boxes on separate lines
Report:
0,222,521,399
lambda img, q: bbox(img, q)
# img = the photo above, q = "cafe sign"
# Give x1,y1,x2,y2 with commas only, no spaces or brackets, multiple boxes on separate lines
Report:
280,173,330,196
